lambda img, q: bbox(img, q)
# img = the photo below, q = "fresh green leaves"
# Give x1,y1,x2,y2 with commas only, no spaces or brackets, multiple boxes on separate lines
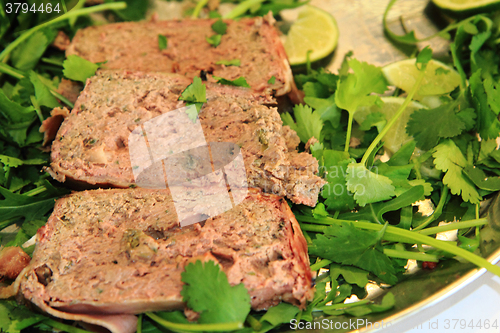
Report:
11,29,57,71
215,59,240,66
346,162,395,207
29,71,60,109
206,19,227,47
281,104,323,143
206,34,222,47
179,77,207,119
181,260,250,324
0,181,65,224
335,59,387,114
158,35,168,50
309,223,398,284
407,101,475,150
62,55,99,83
433,139,482,204
320,150,355,211
211,19,227,35
212,76,250,88
0,300,46,333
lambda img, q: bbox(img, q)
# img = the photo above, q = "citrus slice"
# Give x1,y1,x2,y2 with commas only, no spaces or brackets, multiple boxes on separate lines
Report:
432,0,500,12
382,59,461,100
354,97,427,154
284,5,338,66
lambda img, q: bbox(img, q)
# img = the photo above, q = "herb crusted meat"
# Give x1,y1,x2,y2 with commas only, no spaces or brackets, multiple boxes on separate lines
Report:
49,70,325,206
20,188,313,331
66,17,294,96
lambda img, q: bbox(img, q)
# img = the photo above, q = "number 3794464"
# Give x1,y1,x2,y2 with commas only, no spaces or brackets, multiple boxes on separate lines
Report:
5,2,61,14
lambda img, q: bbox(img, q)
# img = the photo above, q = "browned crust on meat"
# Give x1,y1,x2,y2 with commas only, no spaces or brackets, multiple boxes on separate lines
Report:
49,70,325,206
66,18,293,96
19,188,313,317
56,78,83,105
39,107,70,146
0,247,31,282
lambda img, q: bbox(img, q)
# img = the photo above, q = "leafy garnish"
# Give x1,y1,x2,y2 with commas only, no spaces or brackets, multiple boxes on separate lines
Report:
215,59,240,66
62,55,99,83
335,58,387,151
346,162,396,207
206,34,222,47
309,223,398,284
406,101,474,150
179,77,207,119
433,139,482,204
28,71,60,109
268,76,276,84
212,76,250,88
281,104,323,144
158,35,168,50
181,260,250,324
211,19,227,35
0,300,46,333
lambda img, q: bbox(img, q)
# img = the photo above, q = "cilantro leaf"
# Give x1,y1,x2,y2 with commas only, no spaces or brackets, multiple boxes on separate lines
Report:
281,104,323,144
0,181,65,224
268,76,276,84
463,165,500,191
112,0,148,21
321,150,356,211
329,263,369,288
63,55,99,83
469,70,500,140
0,300,46,333
304,95,341,128
179,77,207,104
28,71,60,109
215,59,240,66
433,139,481,204
359,112,386,132
158,35,168,50
179,77,207,117
0,89,35,124
335,59,387,114
346,162,395,206
309,223,398,284
0,155,45,168
406,101,472,150
416,46,433,67
181,260,250,324
211,19,227,35
260,303,299,326
206,34,222,47
212,76,250,88
11,29,56,71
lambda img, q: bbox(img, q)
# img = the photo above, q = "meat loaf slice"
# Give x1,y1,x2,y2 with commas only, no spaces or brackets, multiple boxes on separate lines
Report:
19,188,313,329
49,70,325,206
66,16,293,96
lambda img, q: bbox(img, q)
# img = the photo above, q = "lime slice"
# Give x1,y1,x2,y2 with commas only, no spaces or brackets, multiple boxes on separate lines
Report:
432,0,500,12
354,97,427,154
382,59,461,100
284,6,338,66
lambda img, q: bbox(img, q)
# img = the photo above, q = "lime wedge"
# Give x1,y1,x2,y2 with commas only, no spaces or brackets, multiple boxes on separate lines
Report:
432,0,500,12
354,97,427,154
284,6,338,66
382,59,461,100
